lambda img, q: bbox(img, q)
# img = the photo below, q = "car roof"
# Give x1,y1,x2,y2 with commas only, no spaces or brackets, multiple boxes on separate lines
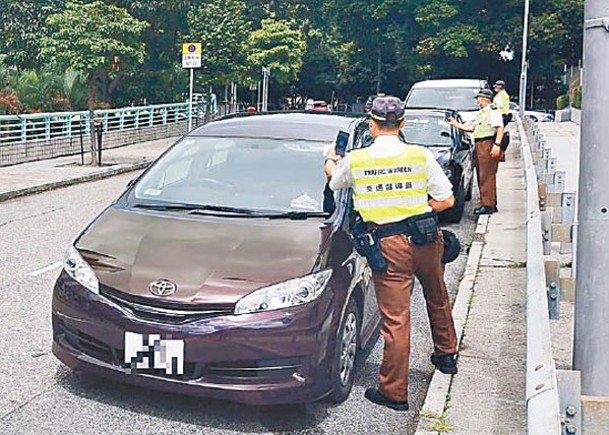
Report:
189,112,358,141
410,79,487,89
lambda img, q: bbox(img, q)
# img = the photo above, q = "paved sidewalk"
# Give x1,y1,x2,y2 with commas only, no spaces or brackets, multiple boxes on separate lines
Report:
0,137,178,202
417,129,528,434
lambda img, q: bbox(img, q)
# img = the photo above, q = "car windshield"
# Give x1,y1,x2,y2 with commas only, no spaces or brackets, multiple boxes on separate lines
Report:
401,115,453,146
132,136,329,213
406,87,480,111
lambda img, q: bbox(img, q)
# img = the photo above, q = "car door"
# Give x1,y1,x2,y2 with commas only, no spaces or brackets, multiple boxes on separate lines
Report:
453,114,474,190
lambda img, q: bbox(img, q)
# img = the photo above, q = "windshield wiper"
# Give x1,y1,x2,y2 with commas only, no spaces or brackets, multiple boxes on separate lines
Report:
187,205,263,215
133,202,261,215
133,203,328,219
267,211,329,220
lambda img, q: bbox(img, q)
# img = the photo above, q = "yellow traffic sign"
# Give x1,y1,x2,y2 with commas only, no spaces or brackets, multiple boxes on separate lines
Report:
182,43,202,55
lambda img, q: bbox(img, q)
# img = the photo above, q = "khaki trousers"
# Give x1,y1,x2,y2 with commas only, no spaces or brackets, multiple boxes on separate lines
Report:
373,232,458,402
475,139,499,207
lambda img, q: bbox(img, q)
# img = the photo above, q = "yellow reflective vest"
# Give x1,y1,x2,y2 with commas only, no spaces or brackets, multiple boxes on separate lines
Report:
493,90,510,115
349,146,428,223
473,105,495,140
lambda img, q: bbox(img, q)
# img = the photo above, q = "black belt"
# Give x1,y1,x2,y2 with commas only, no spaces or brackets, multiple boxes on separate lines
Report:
369,212,438,239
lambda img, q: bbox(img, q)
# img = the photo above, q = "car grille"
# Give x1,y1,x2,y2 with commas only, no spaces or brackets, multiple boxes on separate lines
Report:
100,285,235,325
204,357,304,381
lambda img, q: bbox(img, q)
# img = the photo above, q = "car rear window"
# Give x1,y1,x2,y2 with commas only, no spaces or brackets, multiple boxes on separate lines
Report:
401,115,453,146
406,87,480,111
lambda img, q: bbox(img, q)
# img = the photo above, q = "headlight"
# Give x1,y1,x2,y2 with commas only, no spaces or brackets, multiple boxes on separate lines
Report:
64,246,99,294
234,270,333,315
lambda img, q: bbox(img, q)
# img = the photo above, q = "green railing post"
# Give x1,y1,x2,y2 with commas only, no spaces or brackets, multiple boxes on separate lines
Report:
21,118,27,142
45,116,51,140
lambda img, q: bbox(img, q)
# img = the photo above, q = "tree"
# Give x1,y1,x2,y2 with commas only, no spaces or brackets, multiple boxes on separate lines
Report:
0,0,65,71
247,18,307,84
0,57,22,114
41,1,148,165
108,0,191,104
185,0,251,87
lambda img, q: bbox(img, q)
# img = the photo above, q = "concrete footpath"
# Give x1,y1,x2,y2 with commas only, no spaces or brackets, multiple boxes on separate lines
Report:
0,137,178,202
417,129,528,434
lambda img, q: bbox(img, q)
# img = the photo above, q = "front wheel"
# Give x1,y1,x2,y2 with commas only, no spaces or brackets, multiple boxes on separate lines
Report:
328,298,360,403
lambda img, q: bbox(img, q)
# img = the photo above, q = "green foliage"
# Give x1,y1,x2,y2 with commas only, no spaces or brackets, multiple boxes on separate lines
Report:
556,94,569,110
185,0,251,85
41,2,148,79
247,19,307,84
0,0,65,70
0,0,585,110
8,68,86,112
572,88,582,109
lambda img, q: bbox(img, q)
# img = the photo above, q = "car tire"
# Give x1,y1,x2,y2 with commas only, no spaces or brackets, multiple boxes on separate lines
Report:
464,176,473,201
441,180,466,223
328,298,360,403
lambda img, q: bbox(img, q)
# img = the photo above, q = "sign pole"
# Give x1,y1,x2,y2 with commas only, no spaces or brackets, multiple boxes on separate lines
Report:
188,68,194,131
182,42,202,129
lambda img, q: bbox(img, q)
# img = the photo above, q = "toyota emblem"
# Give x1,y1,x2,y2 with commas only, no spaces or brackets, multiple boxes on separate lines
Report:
148,279,177,297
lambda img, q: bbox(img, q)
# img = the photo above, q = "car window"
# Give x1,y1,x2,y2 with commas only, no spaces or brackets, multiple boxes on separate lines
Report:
406,87,480,111
132,136,329,213
401,115,453,146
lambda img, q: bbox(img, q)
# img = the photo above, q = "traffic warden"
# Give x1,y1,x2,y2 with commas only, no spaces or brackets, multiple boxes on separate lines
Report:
448,89,505,215
493,80,512,126
325,96,459,411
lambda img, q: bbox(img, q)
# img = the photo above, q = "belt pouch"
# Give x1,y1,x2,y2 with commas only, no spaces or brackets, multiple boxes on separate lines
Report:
409,213,439,245
353,231,388,273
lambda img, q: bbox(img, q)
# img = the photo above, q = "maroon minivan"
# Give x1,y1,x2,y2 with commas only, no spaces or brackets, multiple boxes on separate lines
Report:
52,113,380,404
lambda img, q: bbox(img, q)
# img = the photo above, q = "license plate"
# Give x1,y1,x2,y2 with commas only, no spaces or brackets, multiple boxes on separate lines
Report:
124,332,184,375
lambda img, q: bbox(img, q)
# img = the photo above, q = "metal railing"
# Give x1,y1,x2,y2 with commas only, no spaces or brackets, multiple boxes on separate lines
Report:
0,102,205,144
0,101,225,166
519,116,562,434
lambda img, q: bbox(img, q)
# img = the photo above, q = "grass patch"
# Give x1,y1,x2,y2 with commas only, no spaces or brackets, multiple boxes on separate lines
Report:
420,410,453,433
420,410,442,419
506,261,527,269
432,416,453,433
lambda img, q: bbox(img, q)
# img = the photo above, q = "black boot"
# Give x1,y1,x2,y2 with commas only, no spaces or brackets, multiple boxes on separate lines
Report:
431,353,458,374
474,206,496,215
364,388,409,411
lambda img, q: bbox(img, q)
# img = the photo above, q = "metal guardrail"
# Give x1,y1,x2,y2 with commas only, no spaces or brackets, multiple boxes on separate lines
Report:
519,117,562,434
0,102,210,144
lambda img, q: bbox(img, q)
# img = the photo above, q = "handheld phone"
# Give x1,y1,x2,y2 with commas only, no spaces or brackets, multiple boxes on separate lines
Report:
335,130,349,156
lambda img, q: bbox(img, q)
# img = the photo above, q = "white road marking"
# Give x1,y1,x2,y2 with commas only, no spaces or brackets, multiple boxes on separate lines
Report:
28,261,63,277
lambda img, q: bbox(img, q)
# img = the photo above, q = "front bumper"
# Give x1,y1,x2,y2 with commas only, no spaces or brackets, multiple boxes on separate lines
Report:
51,272,338,404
